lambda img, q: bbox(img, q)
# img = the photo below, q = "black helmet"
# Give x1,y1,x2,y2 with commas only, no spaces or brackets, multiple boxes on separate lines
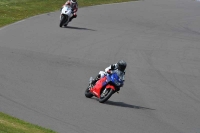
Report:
117,60,127,72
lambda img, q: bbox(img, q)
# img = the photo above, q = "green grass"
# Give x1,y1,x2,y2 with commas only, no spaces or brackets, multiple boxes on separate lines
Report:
0,112,56,133
0,0,134,28
0,0,136,132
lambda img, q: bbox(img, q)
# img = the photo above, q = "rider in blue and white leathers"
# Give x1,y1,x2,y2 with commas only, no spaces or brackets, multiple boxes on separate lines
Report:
92,60,127,91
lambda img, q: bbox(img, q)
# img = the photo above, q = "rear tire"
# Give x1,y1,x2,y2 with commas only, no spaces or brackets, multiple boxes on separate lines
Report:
99,88,114,103
85,86,93,98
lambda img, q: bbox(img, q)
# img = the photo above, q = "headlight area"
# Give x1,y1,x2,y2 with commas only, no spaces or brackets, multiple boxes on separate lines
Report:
113,79,122,86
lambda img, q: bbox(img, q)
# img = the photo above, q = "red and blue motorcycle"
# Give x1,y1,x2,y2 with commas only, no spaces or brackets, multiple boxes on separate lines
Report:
85,70,124,103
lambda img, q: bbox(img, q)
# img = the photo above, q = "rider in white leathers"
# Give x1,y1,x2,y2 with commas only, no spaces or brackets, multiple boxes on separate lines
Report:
62,0,78,22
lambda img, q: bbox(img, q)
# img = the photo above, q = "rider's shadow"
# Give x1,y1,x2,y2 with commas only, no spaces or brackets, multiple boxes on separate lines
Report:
105,101,155,110
65,26,96,31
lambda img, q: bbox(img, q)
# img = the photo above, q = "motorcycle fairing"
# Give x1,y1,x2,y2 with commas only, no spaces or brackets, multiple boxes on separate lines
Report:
62,5,73,18
60,5,73,25
90,76,115,98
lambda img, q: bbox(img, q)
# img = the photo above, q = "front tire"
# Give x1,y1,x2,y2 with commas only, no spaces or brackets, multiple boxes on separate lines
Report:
85,86,93,98
99,88,114,103
59,15,68,27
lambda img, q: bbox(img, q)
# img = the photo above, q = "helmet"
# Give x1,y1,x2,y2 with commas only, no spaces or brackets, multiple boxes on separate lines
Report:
71,0,76,3
117,60,127,72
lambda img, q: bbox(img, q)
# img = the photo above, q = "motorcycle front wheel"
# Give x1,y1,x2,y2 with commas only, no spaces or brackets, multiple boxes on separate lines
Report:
99,88,114,103
59,15,68,27
85,86,93,98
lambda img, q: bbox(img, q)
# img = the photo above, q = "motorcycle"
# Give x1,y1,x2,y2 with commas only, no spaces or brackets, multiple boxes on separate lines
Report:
85,70,124,103
59,5,73,27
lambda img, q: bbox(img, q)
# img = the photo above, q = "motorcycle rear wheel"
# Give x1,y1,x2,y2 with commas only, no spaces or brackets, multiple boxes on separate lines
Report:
85,86,93,98
99,88,114,103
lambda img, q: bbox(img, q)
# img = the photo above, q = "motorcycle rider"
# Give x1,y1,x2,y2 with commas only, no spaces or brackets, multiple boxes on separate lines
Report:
91,60,127,91
61,0,78,22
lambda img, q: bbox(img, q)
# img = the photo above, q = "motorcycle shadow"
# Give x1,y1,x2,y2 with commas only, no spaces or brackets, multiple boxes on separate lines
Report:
105,101,155,110
65,26,96,31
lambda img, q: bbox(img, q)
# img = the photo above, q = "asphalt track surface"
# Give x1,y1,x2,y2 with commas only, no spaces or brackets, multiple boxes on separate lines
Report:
0,0,200,133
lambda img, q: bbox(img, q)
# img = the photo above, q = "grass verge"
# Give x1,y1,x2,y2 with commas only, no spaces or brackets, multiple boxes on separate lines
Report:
0,112,56,133
0,0,134,28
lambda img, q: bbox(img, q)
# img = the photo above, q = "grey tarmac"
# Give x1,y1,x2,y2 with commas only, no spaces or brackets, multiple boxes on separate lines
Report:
0,0,200,133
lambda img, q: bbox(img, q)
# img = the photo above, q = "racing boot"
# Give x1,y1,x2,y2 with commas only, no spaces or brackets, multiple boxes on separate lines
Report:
69,16,74,22
91,74,101,85
115,87,120,92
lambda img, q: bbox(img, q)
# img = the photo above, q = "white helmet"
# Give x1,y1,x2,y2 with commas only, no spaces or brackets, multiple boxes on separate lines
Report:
71,0,76,3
